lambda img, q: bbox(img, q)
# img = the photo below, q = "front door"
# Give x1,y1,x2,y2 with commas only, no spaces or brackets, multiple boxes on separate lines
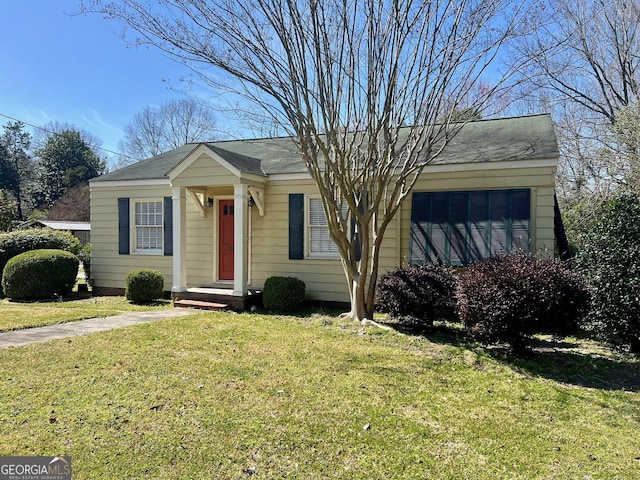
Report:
218,199,234,281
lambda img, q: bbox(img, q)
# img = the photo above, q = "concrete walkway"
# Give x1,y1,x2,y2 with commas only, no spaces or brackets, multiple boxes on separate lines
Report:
0,309,195,349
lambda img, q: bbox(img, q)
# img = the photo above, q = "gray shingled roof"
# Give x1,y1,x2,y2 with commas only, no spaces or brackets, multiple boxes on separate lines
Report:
92,114,557,183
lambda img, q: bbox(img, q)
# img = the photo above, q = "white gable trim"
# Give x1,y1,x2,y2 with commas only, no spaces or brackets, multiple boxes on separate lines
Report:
167,144,241,180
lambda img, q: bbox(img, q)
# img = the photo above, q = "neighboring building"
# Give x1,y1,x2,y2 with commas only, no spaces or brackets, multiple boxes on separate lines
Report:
20,220,91,246
89,114,560,308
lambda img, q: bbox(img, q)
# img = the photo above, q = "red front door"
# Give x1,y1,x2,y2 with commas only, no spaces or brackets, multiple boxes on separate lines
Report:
218,199,234,280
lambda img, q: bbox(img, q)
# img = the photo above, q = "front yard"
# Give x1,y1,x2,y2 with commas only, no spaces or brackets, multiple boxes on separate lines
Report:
0,295,171,332
0,304,638,478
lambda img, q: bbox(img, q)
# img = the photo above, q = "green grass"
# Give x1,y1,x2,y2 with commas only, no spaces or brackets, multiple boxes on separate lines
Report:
0,295,172,332
0,310,638,479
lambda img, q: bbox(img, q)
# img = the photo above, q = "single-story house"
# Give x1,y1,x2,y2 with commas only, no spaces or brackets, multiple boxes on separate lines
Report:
19,220,91,246
89,114,560,309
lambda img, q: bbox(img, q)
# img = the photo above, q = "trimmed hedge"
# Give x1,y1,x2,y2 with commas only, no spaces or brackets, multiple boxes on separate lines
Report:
375,264,458,326
263,276,305,312
457,252,590,352
0,228,81,275
2,249,79,299
125,269,164,304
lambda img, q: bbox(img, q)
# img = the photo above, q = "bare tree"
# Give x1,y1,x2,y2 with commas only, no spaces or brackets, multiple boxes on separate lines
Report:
47,183,91,222
118,98,219,165
512,0,640,197
514,0,640,122
84,0,527,322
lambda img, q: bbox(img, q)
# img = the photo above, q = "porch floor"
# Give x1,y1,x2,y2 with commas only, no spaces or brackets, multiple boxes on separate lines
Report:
172,287,261,311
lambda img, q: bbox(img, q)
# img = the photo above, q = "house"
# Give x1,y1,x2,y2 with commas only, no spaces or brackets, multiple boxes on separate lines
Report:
19,220,91,246
89,114,560,309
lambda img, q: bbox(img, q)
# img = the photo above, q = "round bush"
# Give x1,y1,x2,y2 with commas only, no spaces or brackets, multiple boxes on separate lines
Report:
263,276,305,312
125,269,165,304
375,264,458,326
574,193,640,352
0,228,81,275
457,252,590,352
2,249,79,299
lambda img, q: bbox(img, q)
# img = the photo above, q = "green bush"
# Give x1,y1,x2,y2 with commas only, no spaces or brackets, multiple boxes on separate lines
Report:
263,276,305,312
574,193,640,352
375,264,458,326
77,243,91,285
457,252,590,352
2,249,79,299
125,269,165,304
0,228,81,275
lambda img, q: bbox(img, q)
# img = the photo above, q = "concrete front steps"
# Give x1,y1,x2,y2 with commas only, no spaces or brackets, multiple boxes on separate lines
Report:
174,299,229,311
172,287,262,311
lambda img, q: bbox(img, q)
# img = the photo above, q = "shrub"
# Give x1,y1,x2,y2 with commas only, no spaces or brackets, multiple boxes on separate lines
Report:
457,252,590,352
263,276,305,312
77,243,91,285
375,264,458,326
125,269,165,304
0,228,81,275
574,193,640,352
2,249,79,299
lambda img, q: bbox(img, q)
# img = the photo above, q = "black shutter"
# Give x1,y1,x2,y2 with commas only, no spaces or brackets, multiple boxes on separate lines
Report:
289,194,304,260
164,196,173,256
118,197,130,255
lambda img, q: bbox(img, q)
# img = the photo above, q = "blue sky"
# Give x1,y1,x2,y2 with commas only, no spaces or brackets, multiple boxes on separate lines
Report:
0,1,199,164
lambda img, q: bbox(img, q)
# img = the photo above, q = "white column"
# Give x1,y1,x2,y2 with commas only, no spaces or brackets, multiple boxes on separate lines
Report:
172,187,187,293
233,184,248,296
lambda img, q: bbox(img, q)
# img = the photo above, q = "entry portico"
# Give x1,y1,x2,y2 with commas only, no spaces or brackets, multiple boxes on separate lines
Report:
166,144,266,300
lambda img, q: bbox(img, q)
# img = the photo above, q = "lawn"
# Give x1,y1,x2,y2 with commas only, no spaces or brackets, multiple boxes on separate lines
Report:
0,307,638,479
0,295,172,332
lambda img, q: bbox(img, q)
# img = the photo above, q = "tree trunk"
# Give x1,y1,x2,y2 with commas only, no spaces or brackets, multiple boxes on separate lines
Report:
350,277,369,322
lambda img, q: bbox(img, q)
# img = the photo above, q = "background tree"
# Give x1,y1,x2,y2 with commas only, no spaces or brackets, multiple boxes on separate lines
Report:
118,98,219,165
35,129,106,208
575,193,640,352
86,0,527,322
511,0,640,245
32,121,105,154
0,121,34,220
0,190,18,231
46,184,91,222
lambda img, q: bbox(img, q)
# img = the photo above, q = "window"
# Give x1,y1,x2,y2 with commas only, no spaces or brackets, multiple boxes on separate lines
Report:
307,197,347,257
134,200,164,254
410,189,530,265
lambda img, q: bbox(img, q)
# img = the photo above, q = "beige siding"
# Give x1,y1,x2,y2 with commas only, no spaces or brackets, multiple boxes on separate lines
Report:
90,184,174,291
184,190,215,286
249,179,399,304
250,179,344,302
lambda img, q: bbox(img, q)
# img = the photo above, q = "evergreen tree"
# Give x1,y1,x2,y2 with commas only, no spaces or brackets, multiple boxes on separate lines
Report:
35,129,106,208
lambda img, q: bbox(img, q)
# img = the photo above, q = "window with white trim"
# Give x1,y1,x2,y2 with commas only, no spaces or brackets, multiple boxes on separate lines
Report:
307,197,347,257
134,200,164,254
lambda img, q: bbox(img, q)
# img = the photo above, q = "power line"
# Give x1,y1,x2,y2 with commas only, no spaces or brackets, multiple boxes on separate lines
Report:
0,111,128,160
